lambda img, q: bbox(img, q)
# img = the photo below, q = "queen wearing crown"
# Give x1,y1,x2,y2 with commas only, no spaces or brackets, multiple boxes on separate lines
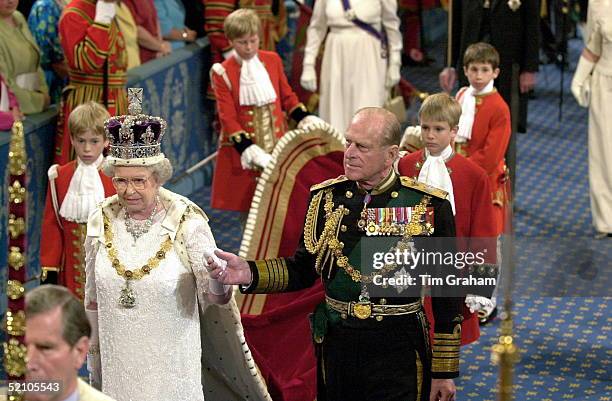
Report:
84,89,271,401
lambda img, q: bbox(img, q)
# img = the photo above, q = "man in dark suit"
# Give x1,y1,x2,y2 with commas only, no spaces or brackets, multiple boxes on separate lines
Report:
439,0,541,186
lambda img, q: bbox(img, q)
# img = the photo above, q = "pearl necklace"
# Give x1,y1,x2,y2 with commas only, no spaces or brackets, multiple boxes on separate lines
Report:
124,197,159,244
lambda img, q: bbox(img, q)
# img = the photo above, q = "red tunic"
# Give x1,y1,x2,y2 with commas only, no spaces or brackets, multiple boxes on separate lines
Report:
399,150,498,345
40,160,115,299
456,88,511,234
203,0,287,98
55,0,128,165
211,50,303,212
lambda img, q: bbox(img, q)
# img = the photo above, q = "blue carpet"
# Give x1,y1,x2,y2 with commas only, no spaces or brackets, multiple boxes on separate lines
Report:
191,38,611,400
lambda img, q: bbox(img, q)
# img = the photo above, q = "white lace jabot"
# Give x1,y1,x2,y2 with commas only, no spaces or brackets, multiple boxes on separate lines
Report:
237,54,277,107
418,145,456,215
456,80,495,142
59,155,105,223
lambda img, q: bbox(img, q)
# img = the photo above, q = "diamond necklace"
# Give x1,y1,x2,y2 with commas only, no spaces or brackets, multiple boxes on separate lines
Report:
124,197,159,243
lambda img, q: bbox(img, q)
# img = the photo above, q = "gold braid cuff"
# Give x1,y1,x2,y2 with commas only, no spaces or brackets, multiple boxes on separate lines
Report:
432,324,461,374
252,258,289,293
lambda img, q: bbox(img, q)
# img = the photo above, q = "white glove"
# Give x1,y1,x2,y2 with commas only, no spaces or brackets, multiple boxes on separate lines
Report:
203,249,231,295
300,64,317,92
240,144,272,170
94,0,116,24
85,309,102,389
465,294,496,314
297,115,326,130
571,56,595,108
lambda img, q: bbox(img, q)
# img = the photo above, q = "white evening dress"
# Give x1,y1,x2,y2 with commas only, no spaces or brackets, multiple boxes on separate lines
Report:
87,207,216,401
303,0,402,133
585,0,612,233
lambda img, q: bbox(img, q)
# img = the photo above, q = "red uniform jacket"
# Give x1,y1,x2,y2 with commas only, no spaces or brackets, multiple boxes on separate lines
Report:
203,0,287,98
40,160,115,299
399,150,498,345
56,0,128,165
456,87,511,234
211,50,304,212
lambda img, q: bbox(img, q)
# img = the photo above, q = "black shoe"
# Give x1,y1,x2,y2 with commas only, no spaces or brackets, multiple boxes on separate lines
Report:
478,306,498,326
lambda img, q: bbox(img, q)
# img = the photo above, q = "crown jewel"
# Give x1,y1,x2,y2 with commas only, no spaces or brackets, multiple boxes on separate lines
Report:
105,88,167,161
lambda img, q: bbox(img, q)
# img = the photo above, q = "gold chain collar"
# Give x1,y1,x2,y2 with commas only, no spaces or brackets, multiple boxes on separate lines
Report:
103,212,172,281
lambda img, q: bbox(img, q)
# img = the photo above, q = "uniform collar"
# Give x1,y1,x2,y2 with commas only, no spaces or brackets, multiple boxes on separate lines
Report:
357,168,397,195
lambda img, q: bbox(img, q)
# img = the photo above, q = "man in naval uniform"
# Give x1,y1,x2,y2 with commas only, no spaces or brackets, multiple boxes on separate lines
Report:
208,107,463,401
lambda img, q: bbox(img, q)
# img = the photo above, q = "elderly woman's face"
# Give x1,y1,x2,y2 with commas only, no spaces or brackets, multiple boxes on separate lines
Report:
0,0,18,17
112,166,160,216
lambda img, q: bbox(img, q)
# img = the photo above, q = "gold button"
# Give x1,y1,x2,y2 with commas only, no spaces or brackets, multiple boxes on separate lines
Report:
379,298,387,305
391,191,399,198
375,316,383,321
345,190,353,199
341,225,347,232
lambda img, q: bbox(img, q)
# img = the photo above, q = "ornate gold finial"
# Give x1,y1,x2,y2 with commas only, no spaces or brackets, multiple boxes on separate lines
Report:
8,247,25,271
127,87,143,115
8,180,26,204
8,214,26,239
4,310,26,336
8,121,26,176
7,280,25,300
3,338,27,376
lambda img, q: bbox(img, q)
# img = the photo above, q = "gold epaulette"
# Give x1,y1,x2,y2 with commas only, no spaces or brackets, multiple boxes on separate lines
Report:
400,176,448,200
310,175,348,192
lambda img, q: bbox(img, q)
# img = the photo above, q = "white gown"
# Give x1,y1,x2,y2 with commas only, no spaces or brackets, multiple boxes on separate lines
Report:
585,0,612,233
89,210,215,401
303,0,402,133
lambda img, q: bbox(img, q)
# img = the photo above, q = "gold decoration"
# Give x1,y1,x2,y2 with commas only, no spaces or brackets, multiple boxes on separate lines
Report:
391,191,399,198
3,338,27,376
7,280,25,300
4,310,26,336
8,180,26,204
345,190,353,199
8,121,26,176
103,213,172,281
8,247,25,271
353,302,372,319
8,214,25,239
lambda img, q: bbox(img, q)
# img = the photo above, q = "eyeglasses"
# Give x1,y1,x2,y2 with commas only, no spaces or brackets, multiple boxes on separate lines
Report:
112,175,151,191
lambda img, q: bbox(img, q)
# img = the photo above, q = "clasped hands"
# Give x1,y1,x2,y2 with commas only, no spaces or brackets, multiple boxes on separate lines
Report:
205,249,252,286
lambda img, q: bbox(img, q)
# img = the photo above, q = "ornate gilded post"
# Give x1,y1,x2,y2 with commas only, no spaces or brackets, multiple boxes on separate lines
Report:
4,121,27,401
491,198,519,401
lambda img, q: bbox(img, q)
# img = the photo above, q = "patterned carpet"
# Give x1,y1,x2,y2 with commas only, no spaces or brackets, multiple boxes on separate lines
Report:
192,37,611,400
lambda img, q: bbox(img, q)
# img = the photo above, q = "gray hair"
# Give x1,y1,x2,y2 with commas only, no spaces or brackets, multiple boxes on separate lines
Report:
26,285,91,346
102,158,174,185
352,107,402,147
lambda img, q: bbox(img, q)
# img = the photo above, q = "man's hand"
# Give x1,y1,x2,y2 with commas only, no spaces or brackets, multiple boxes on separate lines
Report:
430,378,456,401
206,249,252,286
519,71,536,93
439,67,457,93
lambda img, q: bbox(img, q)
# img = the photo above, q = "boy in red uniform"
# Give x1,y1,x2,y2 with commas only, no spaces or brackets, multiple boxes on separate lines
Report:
40,101,116,299
455,42,511,236
211,9,320,213
398,93,499,338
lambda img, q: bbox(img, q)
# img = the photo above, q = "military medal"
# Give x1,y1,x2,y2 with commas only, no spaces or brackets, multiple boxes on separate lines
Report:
119,280,136,308
357,193,372,230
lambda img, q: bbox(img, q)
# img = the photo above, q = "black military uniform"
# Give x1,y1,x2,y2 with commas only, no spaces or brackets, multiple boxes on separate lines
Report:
242,170,463,401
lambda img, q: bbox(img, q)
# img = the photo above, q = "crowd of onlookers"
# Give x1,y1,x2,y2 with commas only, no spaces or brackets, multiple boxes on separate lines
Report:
0,0,204,128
